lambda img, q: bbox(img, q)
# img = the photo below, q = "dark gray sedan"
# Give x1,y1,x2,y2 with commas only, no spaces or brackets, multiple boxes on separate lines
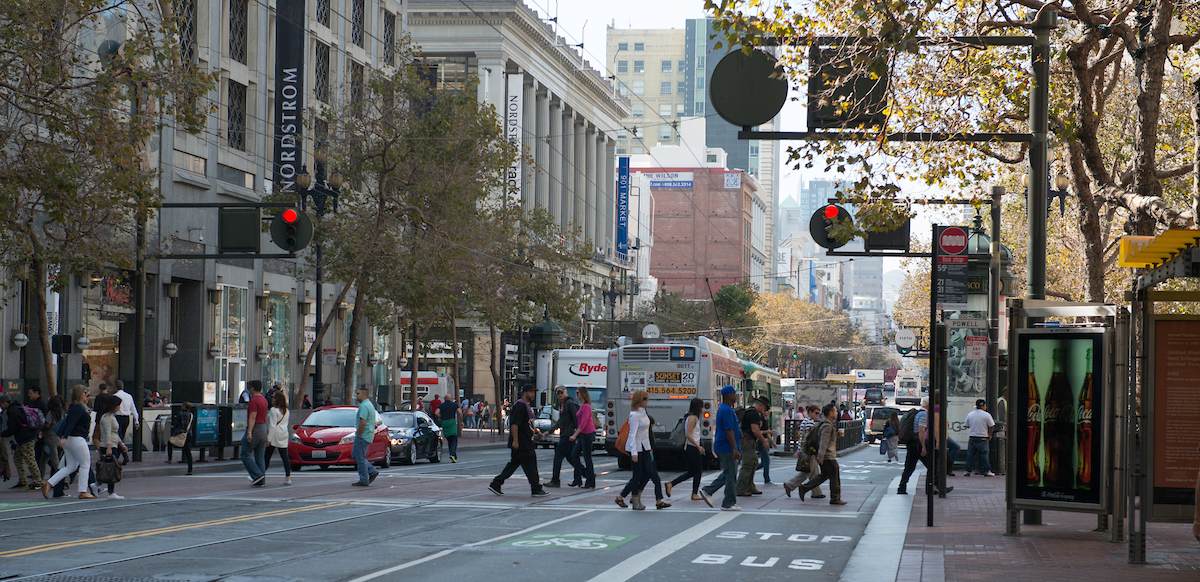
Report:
380,411,443,464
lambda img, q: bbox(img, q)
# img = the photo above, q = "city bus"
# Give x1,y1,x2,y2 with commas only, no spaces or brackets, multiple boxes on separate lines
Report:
894,370,924,405
605,337,744,468
741,359,784,444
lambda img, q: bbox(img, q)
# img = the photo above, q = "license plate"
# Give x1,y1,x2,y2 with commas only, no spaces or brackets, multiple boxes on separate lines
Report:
311,450,326,459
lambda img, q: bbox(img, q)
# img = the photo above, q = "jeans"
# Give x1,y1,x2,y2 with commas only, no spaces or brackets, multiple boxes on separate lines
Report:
736,437,759,494
47,436,90,494
571,433,596,486
240,424,268,481
351,437,378,484
670,444,703,495
492,446,542,493
965,436,991,474
702,451,740,509
758,448,772,483
946,437,961,473
265,445,292,477
551,434,582,483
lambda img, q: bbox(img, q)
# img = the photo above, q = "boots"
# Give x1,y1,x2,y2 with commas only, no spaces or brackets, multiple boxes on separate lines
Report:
631,494,646,510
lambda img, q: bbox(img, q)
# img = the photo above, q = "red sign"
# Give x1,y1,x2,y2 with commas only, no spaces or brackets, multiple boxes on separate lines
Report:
939,226,968,255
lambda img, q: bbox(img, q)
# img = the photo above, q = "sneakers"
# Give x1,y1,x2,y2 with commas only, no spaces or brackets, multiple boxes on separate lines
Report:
984,471,996,476
488,484,504,496
108,493,124,500
282,479,293,486
544,481,561,488
897,488,908,495
251,476,266,487
451,456,457,463
699,491,714,508
351,481,369,487
531,490,550,497
369,472,378,484
963,472,971,477
721,505,742,511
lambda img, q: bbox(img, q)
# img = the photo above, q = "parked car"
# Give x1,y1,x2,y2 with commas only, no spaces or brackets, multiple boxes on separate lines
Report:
864,406,900,444
289,406,391,469
533,405,557,449
380,411,443,464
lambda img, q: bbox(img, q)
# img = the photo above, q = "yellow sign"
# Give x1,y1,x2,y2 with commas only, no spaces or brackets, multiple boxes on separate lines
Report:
654,371,682,383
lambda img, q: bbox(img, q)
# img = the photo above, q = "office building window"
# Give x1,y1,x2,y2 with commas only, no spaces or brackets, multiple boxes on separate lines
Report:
229,0,248,64
678,104,686,116
634,43,644,51
316,0,329,27
697,55,705,68
633,60,644,74
383,12,396,65
633,147,644,154
350,61,364,104
678,81,686,94
632,105,644,118
696,76,704,89
314,42,330,103
660,81,671,94
227,81,246,151
696,102,704,115
176,0,196,65
679,60,686,71
750,144,760,156
351,0,365,47
659,104,671,117
659,126,671,141
617,128,627,139
661,60,672,73
618,42,628,51
617,147,627,154
632,81,643,95
618,82,628,96
617,60,627,73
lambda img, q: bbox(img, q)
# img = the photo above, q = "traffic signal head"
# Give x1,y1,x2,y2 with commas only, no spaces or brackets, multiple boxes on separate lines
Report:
810,204,853,249
791,351,798,359
270,208,313,252
896,345,911,356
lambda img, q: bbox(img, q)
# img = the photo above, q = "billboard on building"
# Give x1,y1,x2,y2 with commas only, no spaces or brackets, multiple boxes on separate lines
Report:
272,0,305,194
617,157,630,257
505,73,524,204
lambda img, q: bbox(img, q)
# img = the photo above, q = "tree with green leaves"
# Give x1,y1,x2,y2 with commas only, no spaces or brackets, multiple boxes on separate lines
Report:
0,0,212,395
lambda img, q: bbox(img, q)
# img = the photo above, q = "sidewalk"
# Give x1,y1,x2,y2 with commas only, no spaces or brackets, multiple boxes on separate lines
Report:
897,472,1200,581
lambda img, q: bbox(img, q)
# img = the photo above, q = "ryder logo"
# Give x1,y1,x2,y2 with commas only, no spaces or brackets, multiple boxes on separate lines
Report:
569,363,607,376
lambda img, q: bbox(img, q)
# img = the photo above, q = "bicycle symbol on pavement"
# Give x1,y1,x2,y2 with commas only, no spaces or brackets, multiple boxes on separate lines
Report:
502,533,638,551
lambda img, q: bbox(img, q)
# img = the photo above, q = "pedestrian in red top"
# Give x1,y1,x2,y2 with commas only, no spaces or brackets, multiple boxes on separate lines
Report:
240,381,269,487
429,394,441,417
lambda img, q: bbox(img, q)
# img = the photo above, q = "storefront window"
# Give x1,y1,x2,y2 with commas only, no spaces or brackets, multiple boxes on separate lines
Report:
262,293,293,400
81,278,130,392
372,327,391,400
216,286,248,403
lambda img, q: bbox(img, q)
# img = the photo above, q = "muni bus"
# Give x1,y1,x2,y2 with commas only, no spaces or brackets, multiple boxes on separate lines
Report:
604,337,744,468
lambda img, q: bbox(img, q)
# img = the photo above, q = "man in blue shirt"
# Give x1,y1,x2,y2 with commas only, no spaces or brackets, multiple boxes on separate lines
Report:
351,387,380,487
700,385,743,511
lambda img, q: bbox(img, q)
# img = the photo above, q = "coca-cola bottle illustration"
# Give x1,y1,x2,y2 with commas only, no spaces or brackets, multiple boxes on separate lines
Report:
1076,348,1094,489
1043,348,1076,488
1026,348,1042,486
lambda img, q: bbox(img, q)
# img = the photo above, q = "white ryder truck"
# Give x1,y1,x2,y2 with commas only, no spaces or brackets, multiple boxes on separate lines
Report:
545,349,609,450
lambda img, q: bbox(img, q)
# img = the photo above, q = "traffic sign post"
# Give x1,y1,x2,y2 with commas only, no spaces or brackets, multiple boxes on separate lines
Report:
935,226,969,311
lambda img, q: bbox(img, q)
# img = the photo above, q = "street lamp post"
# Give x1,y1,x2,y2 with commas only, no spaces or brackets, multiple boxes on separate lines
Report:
296,152,341,404
599,268,626,321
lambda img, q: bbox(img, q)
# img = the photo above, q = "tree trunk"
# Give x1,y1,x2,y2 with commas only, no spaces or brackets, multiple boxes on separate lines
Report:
342,292,366,404
1193,79,1200,219
407,318,436,411
32,259,56,397
447,306,459,399
299,280,356,396
489,324,502,406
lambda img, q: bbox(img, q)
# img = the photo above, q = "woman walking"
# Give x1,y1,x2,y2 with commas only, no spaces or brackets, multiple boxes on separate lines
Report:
44,386,96,499
568,387,597,488
265,392,293,485
666,398,706,500
882,411,900,463
94,395,127,499
616,390,670,510
167,402,196,475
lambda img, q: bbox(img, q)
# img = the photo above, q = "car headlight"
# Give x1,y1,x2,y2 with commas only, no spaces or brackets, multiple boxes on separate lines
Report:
289,435,300,444
339,434,355,445
390,437,407,446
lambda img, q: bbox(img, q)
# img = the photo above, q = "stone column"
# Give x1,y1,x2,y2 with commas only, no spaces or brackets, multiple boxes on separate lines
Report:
562,109,575,229
535,86,550,211
584,123,596,247
603,136,616,255
523,78,536,212
548,98,563,226
574,117,588,241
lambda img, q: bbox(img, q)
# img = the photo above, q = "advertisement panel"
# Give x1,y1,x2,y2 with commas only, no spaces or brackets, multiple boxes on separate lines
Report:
272,0,305,194
505,73,524,203
616,157,630,257
1148,317,1200,520
620,363,699,395
1013,329,1106,509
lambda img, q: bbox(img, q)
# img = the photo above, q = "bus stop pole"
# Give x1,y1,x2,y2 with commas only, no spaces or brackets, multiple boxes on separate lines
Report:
927,223,939,526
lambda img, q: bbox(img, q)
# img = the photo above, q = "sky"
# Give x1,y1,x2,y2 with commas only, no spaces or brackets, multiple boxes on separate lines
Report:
534,0,974,299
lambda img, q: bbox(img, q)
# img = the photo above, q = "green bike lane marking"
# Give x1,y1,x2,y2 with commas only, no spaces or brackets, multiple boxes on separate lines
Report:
501,532,638,551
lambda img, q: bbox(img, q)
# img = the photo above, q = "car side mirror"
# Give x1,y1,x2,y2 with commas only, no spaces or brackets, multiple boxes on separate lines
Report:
292,424,300,430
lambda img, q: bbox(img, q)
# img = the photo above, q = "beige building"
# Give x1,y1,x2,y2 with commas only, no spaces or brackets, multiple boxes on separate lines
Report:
605,28,687,154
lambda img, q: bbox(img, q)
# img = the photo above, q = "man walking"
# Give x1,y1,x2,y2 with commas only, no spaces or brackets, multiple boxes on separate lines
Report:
488,384,548,497
112,380,139,464
700,385,743,511
545,387,582,487
0,394,42,490
963,399,996,476
736,396,770,496
794,404,848,505
351,386,380,486
897,397,953,495
240,381,269,487
436,387,461,463
784,405,825,499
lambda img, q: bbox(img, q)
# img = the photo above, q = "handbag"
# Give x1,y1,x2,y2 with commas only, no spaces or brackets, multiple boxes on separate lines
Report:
170,412,192,447
53,417,69,439
95,454,122,484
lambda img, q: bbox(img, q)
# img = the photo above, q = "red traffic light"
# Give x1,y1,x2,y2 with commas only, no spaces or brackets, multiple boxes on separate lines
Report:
282,209,299,224
823,205,839,219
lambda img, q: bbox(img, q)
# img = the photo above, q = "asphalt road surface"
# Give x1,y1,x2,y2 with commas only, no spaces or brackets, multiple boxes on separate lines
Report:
0,444,916,581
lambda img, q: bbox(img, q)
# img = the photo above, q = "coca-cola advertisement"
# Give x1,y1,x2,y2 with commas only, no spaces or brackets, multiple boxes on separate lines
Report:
1014,330,1105,507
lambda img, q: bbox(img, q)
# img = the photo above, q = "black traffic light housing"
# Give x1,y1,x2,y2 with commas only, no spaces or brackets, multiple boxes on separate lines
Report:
270,208,314,252
810,204,853,249
896,344,911,356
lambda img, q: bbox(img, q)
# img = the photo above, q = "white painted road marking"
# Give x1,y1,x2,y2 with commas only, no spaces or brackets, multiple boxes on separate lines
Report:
841,471,921,580
585,512,739,582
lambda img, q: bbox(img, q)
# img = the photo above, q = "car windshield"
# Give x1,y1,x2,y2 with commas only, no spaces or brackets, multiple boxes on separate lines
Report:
872,408,899,420
380,412,415,428
302,408,358,427
537,406,553,419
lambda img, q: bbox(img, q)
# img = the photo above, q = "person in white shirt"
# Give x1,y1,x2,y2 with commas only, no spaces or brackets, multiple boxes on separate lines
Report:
112,380,139,465
963,398,996,477
615,389,669,511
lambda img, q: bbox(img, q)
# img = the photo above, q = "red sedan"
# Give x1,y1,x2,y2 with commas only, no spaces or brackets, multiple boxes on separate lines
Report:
289,406,391,469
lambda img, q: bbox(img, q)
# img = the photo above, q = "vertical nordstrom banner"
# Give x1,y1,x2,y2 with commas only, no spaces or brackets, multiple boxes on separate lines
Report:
616,157,630,258
505,73,524,204
273,0,305,195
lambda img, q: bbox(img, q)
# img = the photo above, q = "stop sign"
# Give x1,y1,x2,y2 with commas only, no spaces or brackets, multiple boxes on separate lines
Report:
938,226,968,255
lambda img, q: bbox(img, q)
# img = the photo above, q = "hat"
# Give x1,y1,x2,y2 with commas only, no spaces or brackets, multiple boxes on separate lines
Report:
754,395,770,407
975,398,986,409
720,385,739,397
521,384,537,393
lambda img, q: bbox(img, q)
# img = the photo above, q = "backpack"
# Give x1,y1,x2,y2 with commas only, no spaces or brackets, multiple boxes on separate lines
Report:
21,405,45,430
898,408,920,444
615,419,630,456
802,422,823,457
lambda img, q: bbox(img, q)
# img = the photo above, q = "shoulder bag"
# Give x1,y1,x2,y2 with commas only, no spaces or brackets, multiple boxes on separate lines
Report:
169,412,192,447
95,454,122,484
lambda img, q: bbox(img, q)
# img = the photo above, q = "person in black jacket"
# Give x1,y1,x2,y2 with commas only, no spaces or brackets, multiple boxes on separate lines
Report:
0,394,42,490
544,388,582,488
43,385,98,499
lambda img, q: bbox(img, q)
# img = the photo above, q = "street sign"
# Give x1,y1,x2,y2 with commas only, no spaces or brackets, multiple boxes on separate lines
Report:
964,336,987,361
935,225,969,311
895,329,916,349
